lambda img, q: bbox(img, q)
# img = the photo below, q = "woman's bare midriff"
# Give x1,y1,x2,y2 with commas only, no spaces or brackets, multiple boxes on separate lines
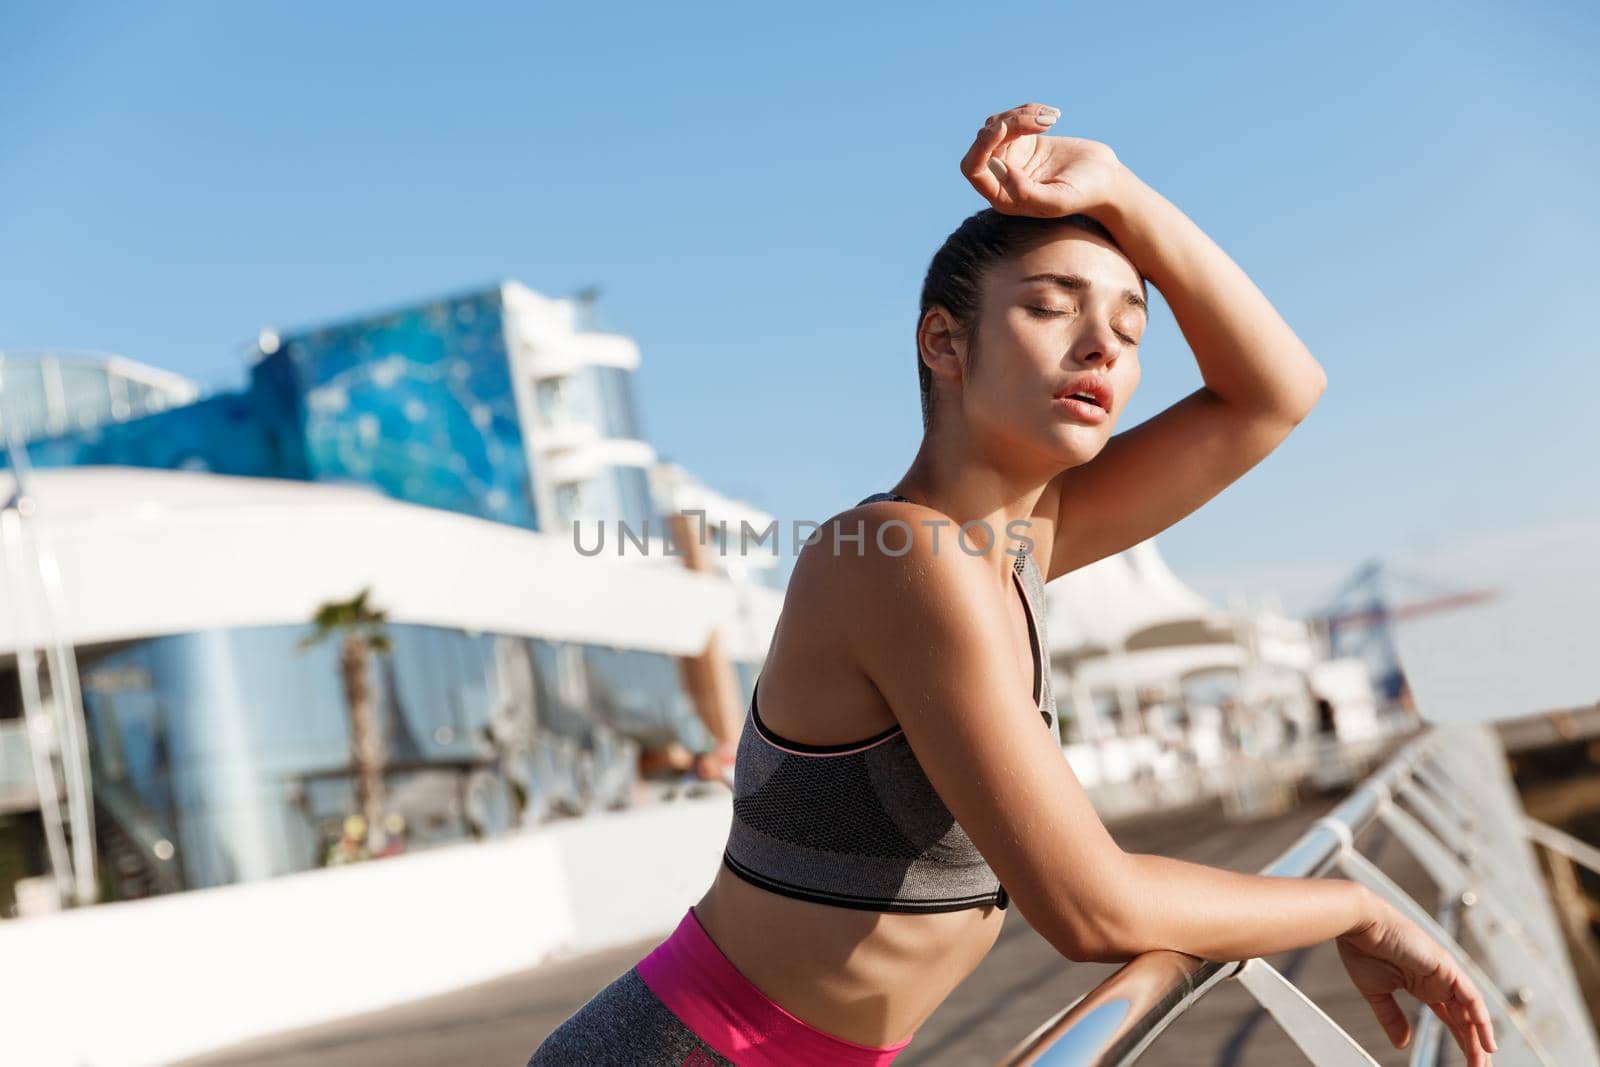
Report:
693,865,1006,1047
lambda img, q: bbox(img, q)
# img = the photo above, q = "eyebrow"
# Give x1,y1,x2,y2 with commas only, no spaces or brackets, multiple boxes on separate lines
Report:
1020,272,1147,315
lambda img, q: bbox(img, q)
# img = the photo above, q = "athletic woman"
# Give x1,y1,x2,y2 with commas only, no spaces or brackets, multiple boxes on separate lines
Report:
528,102,1497,1067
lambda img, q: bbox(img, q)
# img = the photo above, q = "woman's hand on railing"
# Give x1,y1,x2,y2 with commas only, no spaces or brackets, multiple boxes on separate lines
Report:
959,102,1126,218
1336,901,1498,1065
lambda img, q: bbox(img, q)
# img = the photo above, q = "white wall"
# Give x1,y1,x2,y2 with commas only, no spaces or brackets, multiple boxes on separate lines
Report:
0,792,733,1067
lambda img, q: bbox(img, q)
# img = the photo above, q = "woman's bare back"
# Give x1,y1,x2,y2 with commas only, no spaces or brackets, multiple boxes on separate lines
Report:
693,502,1043,1045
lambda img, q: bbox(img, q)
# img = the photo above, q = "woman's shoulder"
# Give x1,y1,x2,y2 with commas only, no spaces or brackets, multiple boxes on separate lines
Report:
797,494,955,580
790,497,1007,639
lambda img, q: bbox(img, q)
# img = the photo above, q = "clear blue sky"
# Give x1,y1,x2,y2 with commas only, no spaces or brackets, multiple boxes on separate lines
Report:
5,1,1597,610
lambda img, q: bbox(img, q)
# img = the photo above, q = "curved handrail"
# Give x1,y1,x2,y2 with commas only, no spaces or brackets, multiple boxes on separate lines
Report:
996,952,1232,1067
999,721,1600,1065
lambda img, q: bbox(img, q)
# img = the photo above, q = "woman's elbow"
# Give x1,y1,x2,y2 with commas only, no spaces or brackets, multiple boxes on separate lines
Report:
1058,904,1143,964
1027,875,1145,964
1289,360,1328,421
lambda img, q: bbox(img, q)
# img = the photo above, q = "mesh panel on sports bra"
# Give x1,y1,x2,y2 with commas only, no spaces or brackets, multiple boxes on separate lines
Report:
733,753,925,859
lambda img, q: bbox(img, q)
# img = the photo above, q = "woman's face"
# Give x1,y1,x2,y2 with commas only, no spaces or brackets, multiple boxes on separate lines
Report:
962,229,1146,468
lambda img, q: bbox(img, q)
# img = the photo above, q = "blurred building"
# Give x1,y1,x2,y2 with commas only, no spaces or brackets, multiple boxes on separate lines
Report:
0,283,780,914
1043,539,1386,791
16,283,754,551
0,350,199,444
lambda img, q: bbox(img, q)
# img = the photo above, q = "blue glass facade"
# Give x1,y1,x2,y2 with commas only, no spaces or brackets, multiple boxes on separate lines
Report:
257,289,539,528
25,391,299,478
22,287,546,530
79,622,749,891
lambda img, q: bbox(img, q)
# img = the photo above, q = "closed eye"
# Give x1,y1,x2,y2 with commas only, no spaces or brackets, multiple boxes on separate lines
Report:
1030,303,1145,347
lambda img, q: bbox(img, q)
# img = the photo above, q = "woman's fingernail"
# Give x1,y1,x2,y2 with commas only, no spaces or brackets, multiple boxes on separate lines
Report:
1036,113,1057,126
987,158,1008,181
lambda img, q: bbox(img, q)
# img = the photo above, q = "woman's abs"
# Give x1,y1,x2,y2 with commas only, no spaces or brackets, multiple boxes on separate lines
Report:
693,864,1006,1047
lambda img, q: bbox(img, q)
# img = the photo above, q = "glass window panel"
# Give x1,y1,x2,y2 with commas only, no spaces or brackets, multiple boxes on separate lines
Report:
589,365,643,439
581,646,708,751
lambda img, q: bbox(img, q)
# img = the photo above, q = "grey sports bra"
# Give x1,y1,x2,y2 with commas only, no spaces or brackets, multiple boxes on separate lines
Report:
720,490,1060,913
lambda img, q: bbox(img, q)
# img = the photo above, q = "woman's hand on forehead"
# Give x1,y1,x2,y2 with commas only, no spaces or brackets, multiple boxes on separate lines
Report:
960,102,1127,219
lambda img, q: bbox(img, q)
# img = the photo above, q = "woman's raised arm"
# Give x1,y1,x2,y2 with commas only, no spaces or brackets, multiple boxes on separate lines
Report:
963,103,1331,580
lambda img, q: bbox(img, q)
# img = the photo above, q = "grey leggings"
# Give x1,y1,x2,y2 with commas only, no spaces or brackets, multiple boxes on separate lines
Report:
526,965,735,1067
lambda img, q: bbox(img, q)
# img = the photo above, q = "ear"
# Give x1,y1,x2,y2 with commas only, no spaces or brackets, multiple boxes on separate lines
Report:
918,305,967,386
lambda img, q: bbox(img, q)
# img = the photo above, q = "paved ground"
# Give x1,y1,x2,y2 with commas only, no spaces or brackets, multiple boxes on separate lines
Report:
179,793,1470,1067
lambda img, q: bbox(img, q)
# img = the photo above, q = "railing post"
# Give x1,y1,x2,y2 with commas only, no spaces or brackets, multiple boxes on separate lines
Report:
1383,747,1596,1058
1408,892,1464,1067
1338,848,1555,1066
1233,958,1379,1066
1402,770,1558,958
1526,816,1600,876
0,505,76,906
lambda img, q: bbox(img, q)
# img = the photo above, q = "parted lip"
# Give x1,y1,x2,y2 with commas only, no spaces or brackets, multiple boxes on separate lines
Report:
1053,376,1113,411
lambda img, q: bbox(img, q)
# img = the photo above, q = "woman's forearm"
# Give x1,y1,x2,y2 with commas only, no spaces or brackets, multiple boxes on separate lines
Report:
1095,167,1327,420
1083,851,1378,964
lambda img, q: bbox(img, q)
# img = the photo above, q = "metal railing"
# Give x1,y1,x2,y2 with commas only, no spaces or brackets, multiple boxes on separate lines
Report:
997,723,1600,1067
0,720,38,813
1,425,99,907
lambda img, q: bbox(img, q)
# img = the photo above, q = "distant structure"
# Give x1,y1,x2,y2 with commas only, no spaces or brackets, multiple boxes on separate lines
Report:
1310,558,1496,710
0,350,198,445
1,283,778,914
1043,538,1389,795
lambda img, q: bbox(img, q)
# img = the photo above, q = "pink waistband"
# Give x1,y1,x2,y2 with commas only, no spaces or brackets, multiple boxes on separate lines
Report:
635,906,914,1066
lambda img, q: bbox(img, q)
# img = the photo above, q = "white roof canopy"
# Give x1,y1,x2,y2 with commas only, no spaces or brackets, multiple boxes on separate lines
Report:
0,467,781,661
1045,539,1234,657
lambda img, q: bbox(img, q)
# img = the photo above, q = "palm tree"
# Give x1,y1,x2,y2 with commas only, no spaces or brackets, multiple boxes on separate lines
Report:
299,587,393,852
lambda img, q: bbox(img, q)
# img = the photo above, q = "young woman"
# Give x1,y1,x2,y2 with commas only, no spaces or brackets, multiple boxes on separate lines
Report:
528,102,1497,1067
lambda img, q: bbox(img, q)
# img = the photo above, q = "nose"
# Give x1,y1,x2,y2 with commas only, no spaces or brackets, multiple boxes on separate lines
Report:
1068,320,1123,366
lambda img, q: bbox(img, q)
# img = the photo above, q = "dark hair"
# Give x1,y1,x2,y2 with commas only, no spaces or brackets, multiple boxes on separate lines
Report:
916,209,1146,431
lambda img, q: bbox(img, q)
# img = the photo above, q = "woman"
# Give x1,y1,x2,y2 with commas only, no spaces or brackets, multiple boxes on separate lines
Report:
528,102,1498,1067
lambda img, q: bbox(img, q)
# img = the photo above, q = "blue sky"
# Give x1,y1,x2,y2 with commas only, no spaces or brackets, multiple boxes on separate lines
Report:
4,1,1597,617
